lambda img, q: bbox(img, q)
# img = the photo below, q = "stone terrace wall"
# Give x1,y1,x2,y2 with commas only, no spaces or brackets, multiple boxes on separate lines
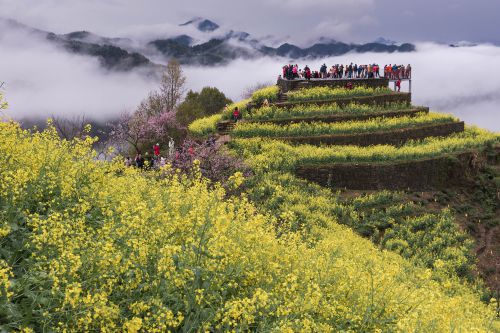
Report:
217,120,236,135
276,121,464,147
278,78,390,93
296,151,486,190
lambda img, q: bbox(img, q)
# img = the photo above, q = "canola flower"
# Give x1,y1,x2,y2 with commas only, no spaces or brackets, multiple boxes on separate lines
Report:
189,86,499,332
287,86,394,102
247,102,414,121
231,112,456,138
251,85,279,104
208,86,278,122
0,121,498,331
188,113,222,137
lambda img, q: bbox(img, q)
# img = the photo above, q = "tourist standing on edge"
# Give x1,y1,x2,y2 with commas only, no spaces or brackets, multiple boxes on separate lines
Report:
320,63,327,78
304,65,311,80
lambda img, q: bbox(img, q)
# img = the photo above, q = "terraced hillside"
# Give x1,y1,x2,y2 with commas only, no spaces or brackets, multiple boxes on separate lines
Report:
191,80,497,190
189,78,500,298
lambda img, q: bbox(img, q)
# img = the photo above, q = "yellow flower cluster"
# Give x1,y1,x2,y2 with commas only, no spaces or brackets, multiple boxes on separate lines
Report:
0,260,13,301
247,102,413,121
188,113,222,137
232,112,456,138
0,92,7,110
251,85,280,104
0,120,498,331
287,86,393,102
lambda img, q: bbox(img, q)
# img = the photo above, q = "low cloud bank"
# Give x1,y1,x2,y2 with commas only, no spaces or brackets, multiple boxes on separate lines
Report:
0,27,159,122
1,26,499,131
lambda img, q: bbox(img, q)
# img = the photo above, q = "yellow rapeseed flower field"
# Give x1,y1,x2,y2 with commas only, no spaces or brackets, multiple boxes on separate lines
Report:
0,119,498,331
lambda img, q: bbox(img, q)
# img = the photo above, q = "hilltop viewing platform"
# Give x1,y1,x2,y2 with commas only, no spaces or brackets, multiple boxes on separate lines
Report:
278,63,412,92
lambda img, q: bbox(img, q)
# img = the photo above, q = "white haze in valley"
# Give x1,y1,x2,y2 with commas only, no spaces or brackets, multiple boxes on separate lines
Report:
1,26,499,131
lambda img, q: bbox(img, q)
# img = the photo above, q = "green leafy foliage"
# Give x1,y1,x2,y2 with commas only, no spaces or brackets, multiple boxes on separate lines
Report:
176,91,206,126
177,87,232,126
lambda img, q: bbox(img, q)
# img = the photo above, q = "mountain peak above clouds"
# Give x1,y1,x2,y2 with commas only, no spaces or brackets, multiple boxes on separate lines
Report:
373,37,398,45
225,30,250,41
179,17,219,32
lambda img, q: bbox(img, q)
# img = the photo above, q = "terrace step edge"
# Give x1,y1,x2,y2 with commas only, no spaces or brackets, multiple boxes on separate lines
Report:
295,149,488,190
240,121,465,147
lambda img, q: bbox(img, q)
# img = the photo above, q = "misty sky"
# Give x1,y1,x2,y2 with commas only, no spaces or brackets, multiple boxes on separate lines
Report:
1,0,499,44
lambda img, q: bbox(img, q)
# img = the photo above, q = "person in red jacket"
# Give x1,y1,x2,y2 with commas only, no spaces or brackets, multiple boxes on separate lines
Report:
153,143,160,157
232,107,241,122
304,65,311,80
395,79,401,92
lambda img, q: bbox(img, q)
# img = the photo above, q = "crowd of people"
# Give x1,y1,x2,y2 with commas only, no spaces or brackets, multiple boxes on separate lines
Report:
124,137,218,169
281,63,411,80
384,64,412,80
125,153,167,169
125,140,176,169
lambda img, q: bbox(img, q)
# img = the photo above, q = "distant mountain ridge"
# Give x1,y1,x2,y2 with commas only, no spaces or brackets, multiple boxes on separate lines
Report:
180,17,220,32
0,18,159,73
0,17,416,70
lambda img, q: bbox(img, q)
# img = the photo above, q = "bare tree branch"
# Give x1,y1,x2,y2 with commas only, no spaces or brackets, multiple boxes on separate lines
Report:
51,114,89,140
